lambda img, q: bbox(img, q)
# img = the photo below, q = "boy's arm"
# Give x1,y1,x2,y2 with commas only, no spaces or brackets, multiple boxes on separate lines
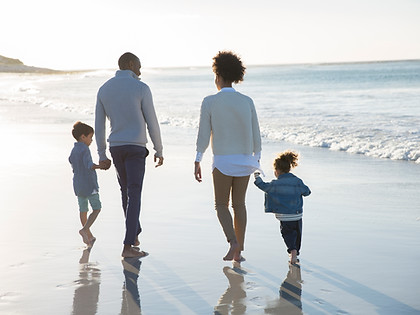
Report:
82,150,95,171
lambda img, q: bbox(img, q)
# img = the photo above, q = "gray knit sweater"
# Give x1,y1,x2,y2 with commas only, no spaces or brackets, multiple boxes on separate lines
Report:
95,70,163,161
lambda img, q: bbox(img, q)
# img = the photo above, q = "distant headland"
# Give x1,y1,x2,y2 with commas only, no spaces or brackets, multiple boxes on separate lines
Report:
0,54,61,73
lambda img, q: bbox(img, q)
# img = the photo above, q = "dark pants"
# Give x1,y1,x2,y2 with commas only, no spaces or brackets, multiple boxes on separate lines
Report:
110,145,148,245
280,219,302,255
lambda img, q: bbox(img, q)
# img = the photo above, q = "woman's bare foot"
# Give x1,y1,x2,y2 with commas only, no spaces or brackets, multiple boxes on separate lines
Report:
223,240,239,261
234,252,246,262
290,249,298,264
122,246,149,258
79,229,90,245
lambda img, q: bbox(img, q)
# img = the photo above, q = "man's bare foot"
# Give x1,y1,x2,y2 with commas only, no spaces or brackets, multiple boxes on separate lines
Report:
290,249,298,264
223,240,239,261
79,229,90,245
122,247,149,258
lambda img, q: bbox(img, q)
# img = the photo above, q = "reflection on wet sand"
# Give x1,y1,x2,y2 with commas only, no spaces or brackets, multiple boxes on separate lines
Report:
120,258,142,315
214,263,247,315
72,248,101,315
265,263,303,314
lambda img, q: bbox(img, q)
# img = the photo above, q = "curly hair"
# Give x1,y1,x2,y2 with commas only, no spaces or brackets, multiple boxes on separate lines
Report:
274,151,299,173
72,121,94,141
212,51,246,83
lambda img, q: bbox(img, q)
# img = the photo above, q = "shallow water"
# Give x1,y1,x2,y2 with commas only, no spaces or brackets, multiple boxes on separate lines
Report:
1,60,420,162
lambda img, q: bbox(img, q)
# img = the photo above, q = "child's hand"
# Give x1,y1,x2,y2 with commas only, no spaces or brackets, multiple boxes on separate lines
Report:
254,172,261,179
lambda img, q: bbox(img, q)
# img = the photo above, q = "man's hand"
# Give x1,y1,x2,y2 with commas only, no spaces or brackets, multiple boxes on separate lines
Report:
99,159,112,170
194,161,202,182
254,172,261,179
154,155,164,168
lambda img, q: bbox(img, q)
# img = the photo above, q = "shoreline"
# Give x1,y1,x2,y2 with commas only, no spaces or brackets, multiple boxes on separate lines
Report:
1,58,419,74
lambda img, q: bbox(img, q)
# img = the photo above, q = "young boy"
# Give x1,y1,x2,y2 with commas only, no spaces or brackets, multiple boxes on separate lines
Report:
69,121,102,247
254,151,311,264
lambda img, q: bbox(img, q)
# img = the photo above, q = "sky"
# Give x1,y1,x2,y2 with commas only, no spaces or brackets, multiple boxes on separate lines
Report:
2,0,420,70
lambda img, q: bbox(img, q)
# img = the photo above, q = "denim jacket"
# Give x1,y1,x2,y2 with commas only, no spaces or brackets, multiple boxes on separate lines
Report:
254,173,311,214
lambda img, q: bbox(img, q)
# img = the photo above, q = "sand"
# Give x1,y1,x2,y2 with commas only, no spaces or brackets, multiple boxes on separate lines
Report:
0,101,419,314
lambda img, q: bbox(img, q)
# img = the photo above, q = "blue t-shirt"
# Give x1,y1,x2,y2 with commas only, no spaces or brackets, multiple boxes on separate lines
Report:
69,142,99,197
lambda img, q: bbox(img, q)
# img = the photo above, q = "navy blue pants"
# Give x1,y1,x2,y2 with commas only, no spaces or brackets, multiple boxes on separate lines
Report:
110,145,148,245
280,219,302,255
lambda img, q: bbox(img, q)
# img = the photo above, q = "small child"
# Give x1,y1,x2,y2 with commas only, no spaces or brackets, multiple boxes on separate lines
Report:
69,121,102,247
254,151,311,264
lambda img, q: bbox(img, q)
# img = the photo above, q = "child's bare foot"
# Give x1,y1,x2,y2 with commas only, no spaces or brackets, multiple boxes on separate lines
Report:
122,246,149,258
79,229,90,245
88,237,96,248
223,240,239,261
290,249,298,264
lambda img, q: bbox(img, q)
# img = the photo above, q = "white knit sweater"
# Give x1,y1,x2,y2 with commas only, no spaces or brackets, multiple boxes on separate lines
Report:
196,89,262,156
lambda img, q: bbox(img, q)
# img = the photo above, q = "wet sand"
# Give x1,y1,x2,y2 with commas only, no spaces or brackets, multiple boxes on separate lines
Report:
0,102,419,314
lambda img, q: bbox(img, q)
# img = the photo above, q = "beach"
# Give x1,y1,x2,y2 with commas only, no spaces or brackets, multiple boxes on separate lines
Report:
0,97,419,314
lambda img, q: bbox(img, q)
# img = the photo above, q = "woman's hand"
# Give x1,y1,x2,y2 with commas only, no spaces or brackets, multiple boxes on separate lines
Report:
194,161,202,182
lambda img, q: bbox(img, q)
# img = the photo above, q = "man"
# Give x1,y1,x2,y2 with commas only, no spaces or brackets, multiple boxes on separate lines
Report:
95,52,164,258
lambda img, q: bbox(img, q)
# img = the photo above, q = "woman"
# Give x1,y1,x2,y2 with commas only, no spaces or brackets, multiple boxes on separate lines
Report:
194,51,262,262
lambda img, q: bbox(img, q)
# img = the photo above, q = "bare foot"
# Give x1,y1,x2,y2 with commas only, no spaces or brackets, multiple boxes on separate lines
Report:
290,249,298,264
134,236,140,247
234,254,246,262
122,247,149,258
223,241,239,261
79,229,90,245
88,237,96,248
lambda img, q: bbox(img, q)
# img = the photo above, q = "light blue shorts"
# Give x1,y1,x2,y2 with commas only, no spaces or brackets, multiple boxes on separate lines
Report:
77,193,102,212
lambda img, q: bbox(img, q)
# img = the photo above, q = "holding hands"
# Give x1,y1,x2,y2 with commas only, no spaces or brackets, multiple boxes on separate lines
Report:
99,159,112,170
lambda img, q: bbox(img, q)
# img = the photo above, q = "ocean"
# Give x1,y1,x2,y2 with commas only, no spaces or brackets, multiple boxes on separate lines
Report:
1,60,419,163
1,60,420,314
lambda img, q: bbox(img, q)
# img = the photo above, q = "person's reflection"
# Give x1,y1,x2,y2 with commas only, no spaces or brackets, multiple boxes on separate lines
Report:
214,263,247,315
265,263,303,314
72,248,101,315
120,257,142,315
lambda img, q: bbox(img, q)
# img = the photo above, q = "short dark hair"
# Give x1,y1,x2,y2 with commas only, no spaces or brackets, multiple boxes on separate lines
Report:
72,121,94,140
274,151,299,173
118,52,139,70
212,51,246,83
